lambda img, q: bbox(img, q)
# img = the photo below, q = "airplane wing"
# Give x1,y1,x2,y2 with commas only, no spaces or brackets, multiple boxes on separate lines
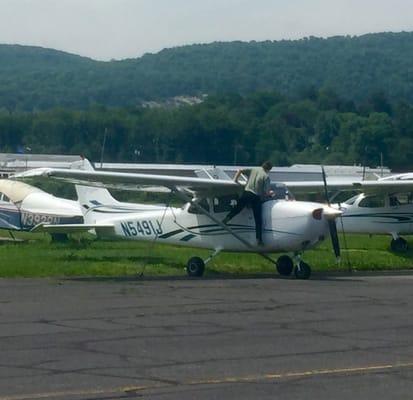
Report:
284,178,413,194
13,167,242,198
31,222,115,235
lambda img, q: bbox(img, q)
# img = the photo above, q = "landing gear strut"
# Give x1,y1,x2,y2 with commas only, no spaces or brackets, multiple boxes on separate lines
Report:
293,253,312,279
294,261,311,279
390,237,408,252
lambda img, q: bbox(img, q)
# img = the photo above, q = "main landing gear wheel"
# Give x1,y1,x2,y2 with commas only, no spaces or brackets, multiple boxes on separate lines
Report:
294,261,311,280
390,238,408,252
186,257,205,277
276,255,294,276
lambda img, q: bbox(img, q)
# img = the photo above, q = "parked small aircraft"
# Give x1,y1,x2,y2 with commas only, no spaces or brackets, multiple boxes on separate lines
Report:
14,160,342,279
0,179,83,236
285,172,413,252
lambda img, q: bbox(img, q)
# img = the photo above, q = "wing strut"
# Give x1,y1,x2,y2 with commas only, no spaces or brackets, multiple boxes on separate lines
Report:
173,189,277,265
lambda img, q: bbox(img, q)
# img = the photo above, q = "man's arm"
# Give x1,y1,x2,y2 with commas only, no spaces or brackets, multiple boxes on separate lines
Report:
233,168,250,183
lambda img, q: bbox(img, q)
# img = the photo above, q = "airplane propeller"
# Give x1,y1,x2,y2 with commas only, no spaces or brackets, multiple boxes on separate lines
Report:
321,166,341,259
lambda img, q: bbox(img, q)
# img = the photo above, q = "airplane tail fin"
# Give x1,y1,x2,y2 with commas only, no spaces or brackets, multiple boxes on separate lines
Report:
71,157,166,224
70,158,95,171
75,184,122,212
71,158,122,222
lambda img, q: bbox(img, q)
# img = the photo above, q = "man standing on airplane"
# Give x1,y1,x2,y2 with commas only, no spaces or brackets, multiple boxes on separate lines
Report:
223,160,273,245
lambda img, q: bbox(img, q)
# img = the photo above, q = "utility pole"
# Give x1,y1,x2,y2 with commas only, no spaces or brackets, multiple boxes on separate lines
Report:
100,128,107,168
380,152,384,177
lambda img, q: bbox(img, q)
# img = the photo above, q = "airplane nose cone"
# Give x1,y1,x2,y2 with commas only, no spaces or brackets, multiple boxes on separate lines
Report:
311,206,342,221
322,206,342,220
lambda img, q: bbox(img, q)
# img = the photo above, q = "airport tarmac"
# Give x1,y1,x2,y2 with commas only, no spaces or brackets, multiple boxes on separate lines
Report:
0,273,412,399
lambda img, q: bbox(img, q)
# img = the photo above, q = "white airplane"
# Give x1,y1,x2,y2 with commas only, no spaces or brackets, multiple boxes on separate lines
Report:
0,179,83,238
14,160,343,279
285,171,413,252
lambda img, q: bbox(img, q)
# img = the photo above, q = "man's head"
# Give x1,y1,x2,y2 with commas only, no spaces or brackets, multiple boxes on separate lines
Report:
261,160,273,172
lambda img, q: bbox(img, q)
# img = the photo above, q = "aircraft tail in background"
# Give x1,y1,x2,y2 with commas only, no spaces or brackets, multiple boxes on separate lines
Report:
72,158,166,224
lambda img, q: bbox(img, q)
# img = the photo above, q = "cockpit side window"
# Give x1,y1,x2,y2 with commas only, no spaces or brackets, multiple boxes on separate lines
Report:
358,195,385,208
0,192,10,203
213,195,239,213
269,184,295,201
188,199,210,214
389,193,413,206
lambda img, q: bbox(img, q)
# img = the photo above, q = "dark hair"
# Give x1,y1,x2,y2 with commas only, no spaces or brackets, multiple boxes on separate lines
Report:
261,160,273,171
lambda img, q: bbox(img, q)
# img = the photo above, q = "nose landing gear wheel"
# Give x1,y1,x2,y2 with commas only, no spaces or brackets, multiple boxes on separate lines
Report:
186,257,205,277
294,261,311,279
276,255,294,276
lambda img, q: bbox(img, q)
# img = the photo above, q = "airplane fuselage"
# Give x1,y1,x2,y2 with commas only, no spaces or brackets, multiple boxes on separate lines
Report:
0,192,83,231
336,193,413,236
85,199,332,253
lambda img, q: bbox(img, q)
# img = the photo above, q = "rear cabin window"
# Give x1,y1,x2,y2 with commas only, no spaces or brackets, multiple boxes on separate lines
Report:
359,195,385,208
213,195,239,213
389,193,413,206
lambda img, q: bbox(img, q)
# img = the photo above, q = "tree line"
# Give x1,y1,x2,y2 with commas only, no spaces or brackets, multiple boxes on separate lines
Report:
0,89,412,170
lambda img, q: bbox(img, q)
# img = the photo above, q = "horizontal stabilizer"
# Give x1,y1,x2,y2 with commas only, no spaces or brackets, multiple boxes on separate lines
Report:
31,223,115,235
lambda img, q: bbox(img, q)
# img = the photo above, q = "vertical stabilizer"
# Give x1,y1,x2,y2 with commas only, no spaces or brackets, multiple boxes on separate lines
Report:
71,158,164,224
70,158,95,171
71,158,121,222
76,184,121,208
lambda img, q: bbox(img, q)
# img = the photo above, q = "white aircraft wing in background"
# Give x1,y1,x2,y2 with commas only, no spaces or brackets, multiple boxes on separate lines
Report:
283,177,413,195
30,223,115,236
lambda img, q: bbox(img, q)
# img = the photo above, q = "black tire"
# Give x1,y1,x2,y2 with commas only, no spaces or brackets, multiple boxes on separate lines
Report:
294,261,311,280
276,255,294,276
391,238,408,252
186,257,205,277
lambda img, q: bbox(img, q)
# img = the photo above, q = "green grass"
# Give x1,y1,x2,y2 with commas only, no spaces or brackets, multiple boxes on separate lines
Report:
0,231,412,278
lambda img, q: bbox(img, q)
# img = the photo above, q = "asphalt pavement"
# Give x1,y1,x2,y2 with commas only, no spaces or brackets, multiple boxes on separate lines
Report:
0,272,412,399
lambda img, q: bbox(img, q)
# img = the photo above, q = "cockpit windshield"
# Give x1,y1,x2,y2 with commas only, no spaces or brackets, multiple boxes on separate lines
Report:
268,183,295,201
344,194,360,205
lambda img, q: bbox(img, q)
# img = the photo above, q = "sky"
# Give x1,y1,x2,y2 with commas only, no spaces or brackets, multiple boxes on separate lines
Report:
1,0,413,61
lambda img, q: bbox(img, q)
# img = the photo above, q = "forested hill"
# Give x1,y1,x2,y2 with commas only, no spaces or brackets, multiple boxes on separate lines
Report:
1,31,413,110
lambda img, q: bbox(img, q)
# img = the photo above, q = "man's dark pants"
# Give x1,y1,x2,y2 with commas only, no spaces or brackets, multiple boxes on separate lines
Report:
224,191,263,241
